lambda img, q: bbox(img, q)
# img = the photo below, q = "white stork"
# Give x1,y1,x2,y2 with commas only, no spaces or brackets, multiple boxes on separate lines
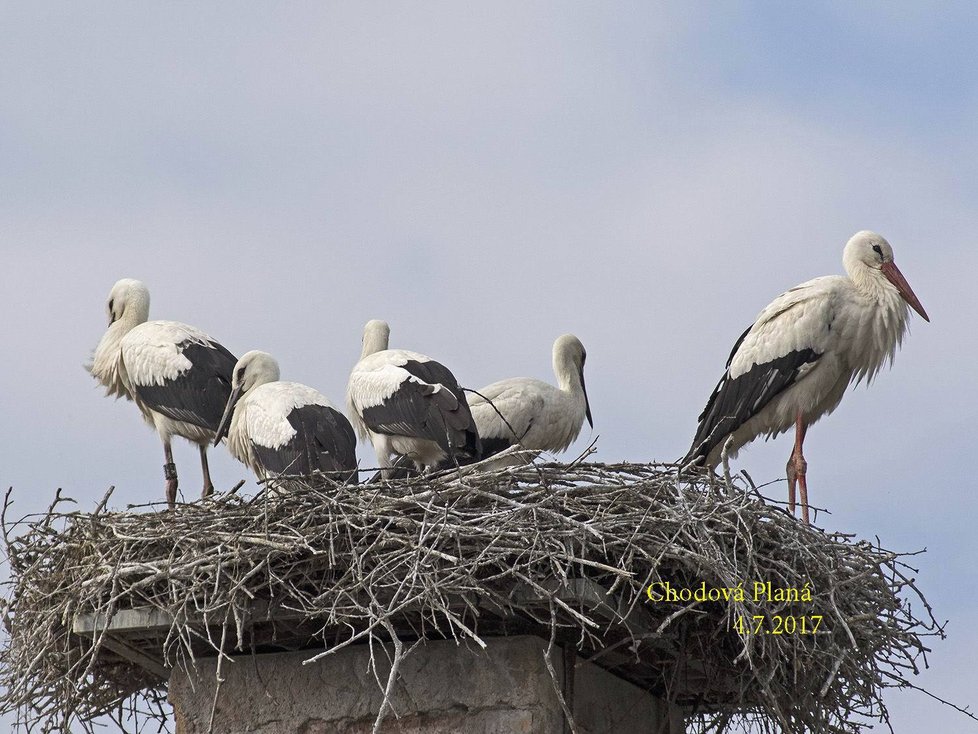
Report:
467,334,593,466
346,320,480,475
214,351,358,485
88,278,237,507
682,231,929,523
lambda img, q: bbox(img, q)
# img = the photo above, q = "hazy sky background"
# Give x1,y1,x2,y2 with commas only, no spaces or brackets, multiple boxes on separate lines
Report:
2,2,976,730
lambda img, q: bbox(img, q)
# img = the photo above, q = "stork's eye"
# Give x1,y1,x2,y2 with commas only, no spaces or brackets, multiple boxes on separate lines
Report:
872,244,883,258
236,368,246,382
108,298,114,313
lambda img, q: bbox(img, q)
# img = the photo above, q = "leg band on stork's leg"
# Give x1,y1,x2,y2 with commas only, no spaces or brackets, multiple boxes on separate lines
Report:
164,463,178,481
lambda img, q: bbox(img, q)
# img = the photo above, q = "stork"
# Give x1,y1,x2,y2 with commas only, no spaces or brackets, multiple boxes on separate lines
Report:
682,231,929,523
467,334,593,466
346,320,480,475
88,278,236,507
214,351,358,485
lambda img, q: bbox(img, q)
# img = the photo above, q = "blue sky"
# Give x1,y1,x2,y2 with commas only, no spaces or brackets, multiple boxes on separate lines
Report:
1,3,976,730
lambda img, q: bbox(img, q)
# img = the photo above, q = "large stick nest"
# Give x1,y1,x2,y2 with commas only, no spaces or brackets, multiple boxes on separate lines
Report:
0,461,944,733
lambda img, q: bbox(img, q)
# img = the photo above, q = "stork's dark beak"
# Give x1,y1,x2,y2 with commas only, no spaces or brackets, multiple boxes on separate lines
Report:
214,385,243,445
881,261,929,322
580,365,593,428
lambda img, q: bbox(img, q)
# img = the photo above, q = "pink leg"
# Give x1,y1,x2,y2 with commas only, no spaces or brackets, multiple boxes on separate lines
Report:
785,415,810,523
199,445,214,499
164,439,178,509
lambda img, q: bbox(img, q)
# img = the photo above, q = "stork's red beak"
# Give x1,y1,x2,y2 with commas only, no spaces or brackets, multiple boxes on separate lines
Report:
881,261,930,322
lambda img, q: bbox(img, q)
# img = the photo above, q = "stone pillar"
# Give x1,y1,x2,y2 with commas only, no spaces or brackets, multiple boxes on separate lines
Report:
169,635,685,733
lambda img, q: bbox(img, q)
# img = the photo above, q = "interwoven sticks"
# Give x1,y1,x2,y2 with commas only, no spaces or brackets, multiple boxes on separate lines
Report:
1,463,944,733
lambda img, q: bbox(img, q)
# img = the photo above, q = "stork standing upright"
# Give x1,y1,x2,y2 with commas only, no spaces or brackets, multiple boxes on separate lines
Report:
682,231,929,523
346,320,480,475
88,279,236,507
467,334,593,466
214,351,358,485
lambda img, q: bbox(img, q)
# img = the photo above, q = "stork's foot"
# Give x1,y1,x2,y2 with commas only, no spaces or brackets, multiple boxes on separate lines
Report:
786,453,809,524
201,482,214,499
164,462,178,509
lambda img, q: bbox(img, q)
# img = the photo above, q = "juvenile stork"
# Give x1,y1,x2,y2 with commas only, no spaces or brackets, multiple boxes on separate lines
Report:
346,320,480,475
88,278,236,507
682,231,929,523
214,351,358,485
467,334,593,466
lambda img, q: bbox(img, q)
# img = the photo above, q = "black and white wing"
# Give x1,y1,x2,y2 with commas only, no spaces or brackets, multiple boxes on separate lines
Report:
349,351,481,461
682,278,839,466
121,320,236,431
252,401,358,482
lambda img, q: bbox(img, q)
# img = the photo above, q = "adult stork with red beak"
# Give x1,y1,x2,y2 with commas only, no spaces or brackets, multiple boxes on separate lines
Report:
682,231,930,523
